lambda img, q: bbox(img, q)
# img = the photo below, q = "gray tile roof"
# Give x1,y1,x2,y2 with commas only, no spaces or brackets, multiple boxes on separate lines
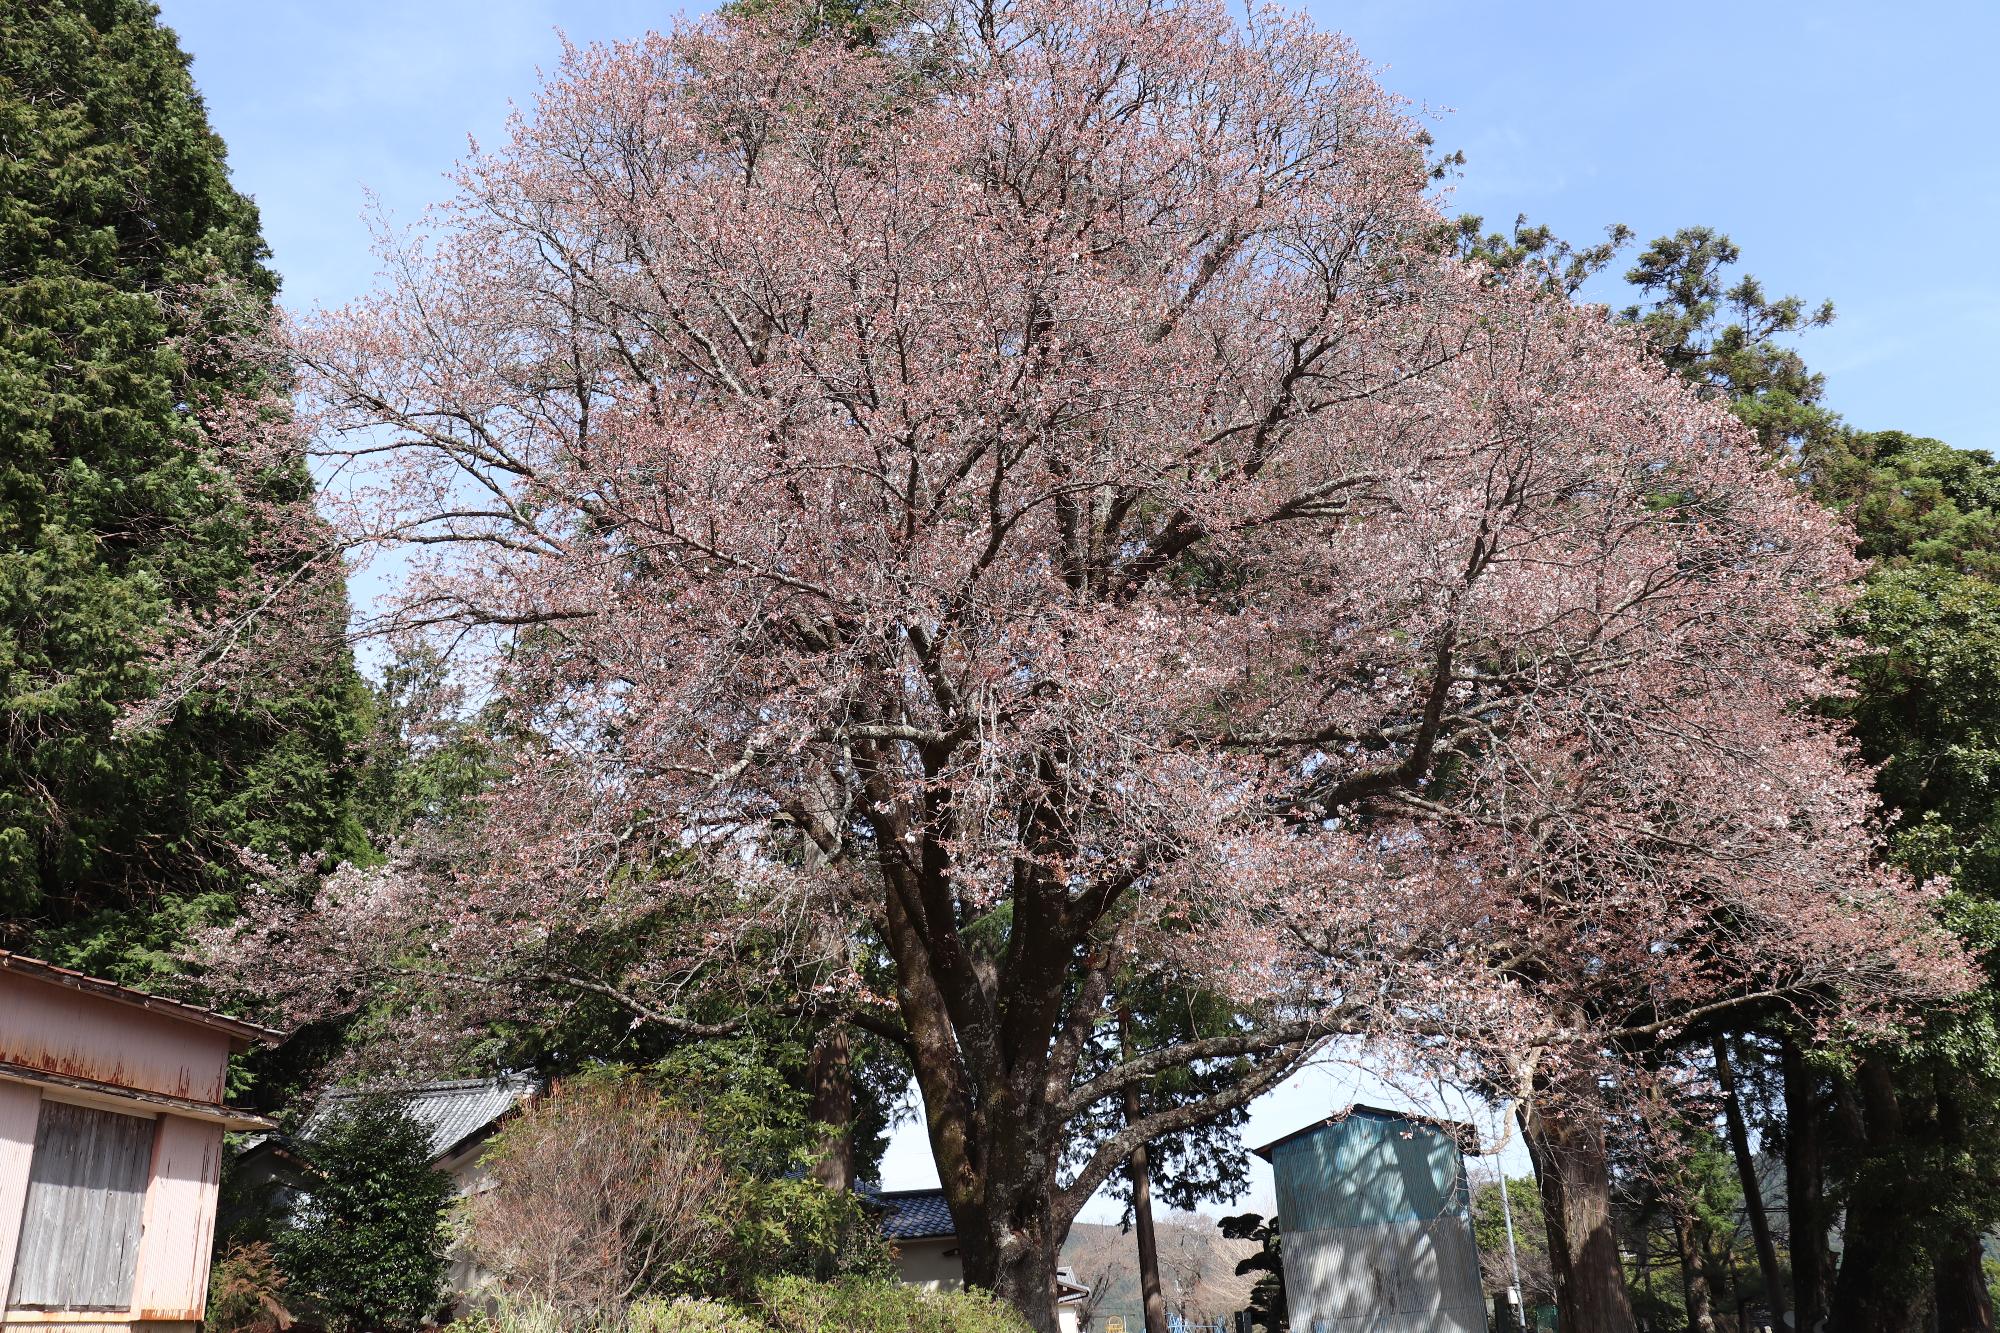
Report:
861,1185,957,1240
306,1074,539,1163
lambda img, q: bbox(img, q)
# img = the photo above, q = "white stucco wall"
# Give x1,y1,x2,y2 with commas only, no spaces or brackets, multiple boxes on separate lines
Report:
889,1240,1081,1333
892,1238,963,1292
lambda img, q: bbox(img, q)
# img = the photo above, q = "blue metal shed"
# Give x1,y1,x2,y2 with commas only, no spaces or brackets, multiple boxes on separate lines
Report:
1254,1105,1487,1333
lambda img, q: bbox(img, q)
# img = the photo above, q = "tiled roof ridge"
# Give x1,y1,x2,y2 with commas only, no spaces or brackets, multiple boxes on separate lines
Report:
318,1072,537,1097
855,1181,956,1240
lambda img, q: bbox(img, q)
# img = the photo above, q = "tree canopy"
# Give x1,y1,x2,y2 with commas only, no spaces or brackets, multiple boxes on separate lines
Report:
202,3,1968,1327
16,5,2000,1331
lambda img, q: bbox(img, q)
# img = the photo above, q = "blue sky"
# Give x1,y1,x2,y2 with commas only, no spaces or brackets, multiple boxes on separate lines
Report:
153,0,1996,1212
158,0,2000,456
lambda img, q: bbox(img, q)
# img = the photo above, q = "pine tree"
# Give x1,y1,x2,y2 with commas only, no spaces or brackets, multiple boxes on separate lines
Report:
1604,232,2000,1331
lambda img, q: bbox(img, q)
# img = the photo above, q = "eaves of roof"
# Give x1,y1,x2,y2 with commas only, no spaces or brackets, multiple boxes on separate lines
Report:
0,950,286,1048
1251,1102,1478,1160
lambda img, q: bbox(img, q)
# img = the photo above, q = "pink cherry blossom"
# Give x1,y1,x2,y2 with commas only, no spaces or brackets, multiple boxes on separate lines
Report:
207,2,1969,1323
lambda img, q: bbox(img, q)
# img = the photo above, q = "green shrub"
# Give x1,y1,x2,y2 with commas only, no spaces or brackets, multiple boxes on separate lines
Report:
645,1047,894,1294
756,1277,1031,1333
455,1279,1033,1333
439,1313,496,1333
759,1276,908,1333
463,1300,570,1333
914,1290,1036,1333
446,1296,767,1333
722,1176,894,1292
627,1297,768,1333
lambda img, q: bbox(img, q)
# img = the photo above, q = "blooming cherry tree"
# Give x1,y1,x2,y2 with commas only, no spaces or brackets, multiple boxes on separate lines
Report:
223,1,1966,1325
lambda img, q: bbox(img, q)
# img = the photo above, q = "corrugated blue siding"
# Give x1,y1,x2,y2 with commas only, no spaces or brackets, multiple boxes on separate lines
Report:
1269,1114,1468,1230
1270,1112,1486,1333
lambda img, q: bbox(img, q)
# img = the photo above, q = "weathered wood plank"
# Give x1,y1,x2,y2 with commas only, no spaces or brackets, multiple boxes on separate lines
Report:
8,1099,155,1310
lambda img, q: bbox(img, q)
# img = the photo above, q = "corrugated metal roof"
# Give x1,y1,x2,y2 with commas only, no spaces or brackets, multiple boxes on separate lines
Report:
1252,1103,1477,1161
0,950,286,1045
859,1185,957,1240
307,1074,539,1162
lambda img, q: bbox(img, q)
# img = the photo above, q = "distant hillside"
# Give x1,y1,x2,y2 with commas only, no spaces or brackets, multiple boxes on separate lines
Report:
1061,1214,1258,1329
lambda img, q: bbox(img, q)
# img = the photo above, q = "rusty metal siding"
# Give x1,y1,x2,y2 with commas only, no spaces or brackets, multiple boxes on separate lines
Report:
1270,1112,1487,1333
130,1116,223,1321
0,973,232,1107
8,1101,156,1310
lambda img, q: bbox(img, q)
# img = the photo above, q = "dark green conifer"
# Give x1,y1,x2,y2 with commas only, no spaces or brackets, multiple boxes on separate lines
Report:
0,0,368,980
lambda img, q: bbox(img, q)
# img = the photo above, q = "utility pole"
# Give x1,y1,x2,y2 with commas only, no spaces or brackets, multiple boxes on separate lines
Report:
1497,1104,1526,1333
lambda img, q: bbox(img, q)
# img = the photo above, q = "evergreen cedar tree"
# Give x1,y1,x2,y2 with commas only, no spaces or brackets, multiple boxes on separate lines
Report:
1801,430,2000,1328
208,1,1972,1327
0,0,368,980
276,1099,454,1332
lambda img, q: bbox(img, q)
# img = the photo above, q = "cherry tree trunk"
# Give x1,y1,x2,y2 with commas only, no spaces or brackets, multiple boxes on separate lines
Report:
1521,1097,1638,1333
953,1174,1065,1333
887,935,1071,1332
989,1251,1063,1333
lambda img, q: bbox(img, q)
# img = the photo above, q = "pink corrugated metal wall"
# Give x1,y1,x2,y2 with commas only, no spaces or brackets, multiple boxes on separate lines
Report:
131,1115,222,1321
0,1083,40,1307
0,974,231,1105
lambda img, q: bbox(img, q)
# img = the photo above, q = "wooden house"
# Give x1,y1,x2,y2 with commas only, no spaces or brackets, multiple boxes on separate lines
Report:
0,950,279,1330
